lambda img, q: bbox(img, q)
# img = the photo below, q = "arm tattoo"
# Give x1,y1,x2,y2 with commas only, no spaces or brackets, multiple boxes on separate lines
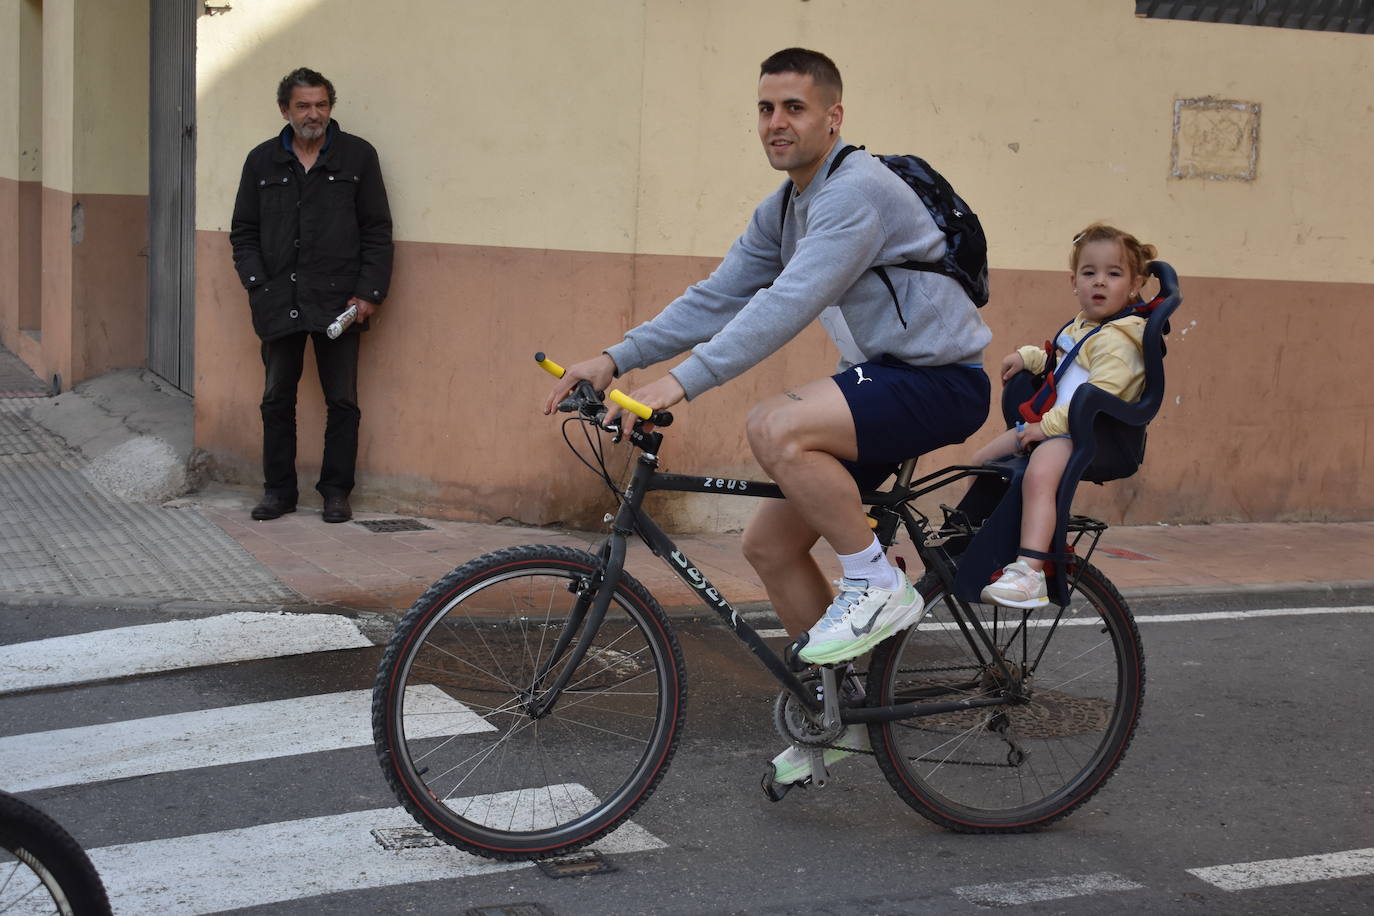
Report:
784,391,802,401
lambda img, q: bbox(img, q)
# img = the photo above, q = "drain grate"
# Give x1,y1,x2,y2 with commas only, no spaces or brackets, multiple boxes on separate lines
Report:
536,850,617,878
355,518,434,533
371,826,443,850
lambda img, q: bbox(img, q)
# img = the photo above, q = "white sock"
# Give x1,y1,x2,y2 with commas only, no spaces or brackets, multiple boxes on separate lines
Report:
837,536,899,590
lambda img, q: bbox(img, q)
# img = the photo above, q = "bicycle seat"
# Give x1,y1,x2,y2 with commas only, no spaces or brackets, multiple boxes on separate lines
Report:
952,261,1183,606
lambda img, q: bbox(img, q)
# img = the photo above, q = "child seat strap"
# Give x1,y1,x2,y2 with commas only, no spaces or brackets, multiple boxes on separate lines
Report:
1017,296,1163,424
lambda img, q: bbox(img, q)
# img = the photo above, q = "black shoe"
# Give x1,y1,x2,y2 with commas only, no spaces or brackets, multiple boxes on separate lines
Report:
322,494,352,524
251,493,297,521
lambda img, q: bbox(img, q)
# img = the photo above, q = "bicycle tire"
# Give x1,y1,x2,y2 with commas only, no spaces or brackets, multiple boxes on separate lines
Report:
866,563,1144,832
372,545,687,860
0,790,111,915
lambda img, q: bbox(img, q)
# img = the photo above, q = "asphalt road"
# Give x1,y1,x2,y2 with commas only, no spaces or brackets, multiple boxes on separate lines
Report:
1,590,1370,915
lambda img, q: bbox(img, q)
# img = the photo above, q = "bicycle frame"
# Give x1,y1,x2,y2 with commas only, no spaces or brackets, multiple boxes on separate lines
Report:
533,440,1053,728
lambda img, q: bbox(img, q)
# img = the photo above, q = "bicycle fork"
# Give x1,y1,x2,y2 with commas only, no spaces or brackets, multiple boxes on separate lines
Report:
522,531,628,719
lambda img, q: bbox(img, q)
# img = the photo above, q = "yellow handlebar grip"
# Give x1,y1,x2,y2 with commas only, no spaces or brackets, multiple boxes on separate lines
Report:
609,389,653,420
534,353,565,378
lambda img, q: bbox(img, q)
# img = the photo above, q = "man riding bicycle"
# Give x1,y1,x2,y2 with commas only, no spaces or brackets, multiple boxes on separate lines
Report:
545,47,991,781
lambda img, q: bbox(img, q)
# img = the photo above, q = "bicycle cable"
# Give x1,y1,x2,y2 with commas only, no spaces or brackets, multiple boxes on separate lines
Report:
561,415,625,499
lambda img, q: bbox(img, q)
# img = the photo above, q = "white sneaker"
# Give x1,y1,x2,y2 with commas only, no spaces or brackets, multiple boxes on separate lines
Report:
980,560,1049,608
796,572,922,665
769,725,870,785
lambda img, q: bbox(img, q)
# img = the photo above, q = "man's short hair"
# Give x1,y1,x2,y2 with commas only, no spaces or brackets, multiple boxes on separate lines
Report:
759,48,842,100
276,67,337,108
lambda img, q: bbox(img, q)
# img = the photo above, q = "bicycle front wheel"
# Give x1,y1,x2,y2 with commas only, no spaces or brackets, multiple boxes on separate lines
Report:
0,790,112,915
372,545,687,860
866,563,1144,832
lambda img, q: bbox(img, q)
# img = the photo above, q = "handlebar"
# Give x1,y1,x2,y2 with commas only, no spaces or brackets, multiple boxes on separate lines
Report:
535,352,674,428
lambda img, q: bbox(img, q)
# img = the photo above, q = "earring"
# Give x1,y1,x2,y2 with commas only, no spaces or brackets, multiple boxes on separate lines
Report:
829,127,834,134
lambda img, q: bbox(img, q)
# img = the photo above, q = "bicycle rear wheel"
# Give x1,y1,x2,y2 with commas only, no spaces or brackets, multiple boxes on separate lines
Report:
372,545,687,860
0,790,111,915
866,563,1144,832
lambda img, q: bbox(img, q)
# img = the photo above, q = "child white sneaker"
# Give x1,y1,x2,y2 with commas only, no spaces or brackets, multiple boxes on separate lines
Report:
980,560,1049,608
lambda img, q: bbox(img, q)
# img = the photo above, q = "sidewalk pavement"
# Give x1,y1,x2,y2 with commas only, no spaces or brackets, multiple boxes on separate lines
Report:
192,496,1374,614
2,353,1372,619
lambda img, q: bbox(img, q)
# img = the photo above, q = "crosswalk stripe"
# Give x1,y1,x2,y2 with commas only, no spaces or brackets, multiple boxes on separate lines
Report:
91,796,666,915
0,686,492,792
0,612,373,693
1188,848,1374,891
954,872,1144,906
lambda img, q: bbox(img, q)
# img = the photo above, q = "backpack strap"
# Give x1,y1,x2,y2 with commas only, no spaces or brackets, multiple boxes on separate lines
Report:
778,144,922,327
778,144,863,231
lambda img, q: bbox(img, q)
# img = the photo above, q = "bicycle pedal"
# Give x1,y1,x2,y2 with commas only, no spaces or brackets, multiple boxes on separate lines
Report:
761,766,802,802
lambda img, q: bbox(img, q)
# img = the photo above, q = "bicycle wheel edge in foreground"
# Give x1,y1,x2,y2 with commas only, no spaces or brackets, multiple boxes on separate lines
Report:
867,563,1144,833
372,544,687,860
0,790,112,916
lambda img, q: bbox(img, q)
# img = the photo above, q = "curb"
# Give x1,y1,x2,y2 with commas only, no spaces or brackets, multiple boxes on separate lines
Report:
1122,579,1374,612
0,590,363,620
4,579,1372,627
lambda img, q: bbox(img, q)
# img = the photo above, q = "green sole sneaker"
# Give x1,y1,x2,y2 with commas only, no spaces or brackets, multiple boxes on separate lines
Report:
796,625,894,665
770,727,870,785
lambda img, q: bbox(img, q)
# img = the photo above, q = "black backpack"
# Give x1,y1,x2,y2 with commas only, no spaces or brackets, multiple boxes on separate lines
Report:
781,144,990,323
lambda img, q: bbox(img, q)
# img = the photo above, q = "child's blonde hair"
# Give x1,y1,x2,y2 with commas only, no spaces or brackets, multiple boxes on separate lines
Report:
1070,223,1158,285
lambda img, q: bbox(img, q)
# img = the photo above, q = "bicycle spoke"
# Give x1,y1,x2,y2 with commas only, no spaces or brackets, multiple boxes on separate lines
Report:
375,547,684,857
868,566,1143,832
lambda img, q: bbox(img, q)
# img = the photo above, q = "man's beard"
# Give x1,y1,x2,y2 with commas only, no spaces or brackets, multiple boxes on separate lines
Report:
293,120,327,140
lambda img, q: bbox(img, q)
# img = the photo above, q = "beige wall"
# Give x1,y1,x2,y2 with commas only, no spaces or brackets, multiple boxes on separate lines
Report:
73,0,148,195
194,0,1374,527
0,0,148,385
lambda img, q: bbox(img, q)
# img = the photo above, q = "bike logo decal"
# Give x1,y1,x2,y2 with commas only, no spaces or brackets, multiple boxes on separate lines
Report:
703,478,748,491
853,367,872,385
670,550,728,610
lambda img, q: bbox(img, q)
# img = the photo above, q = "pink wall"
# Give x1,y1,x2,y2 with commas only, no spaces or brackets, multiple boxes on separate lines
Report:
194,229,1374,527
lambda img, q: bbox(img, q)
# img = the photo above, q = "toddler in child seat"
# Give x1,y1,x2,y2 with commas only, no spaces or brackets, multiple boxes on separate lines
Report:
971,222,1158,609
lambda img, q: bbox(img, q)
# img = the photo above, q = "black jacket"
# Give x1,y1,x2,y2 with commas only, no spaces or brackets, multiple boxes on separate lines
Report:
230,121,393,341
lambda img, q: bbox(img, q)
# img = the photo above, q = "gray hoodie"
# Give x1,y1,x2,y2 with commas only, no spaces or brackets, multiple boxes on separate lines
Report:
605,139,992,399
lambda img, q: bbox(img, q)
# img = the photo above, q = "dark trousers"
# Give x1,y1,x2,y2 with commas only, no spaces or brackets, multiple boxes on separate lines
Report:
260,331,360,500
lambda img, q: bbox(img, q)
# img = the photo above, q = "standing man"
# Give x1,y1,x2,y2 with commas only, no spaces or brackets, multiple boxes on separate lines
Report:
545,49,992,784
231,67,393,523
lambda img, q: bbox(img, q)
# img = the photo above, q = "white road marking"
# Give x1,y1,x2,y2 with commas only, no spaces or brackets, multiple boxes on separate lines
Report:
1188,848,1374,891
759,606,1372,640
0,612,373,693
1130,606,1374,623
0,686,491,792
916,605,1374,632
92,794,666,915
954,872,1143,906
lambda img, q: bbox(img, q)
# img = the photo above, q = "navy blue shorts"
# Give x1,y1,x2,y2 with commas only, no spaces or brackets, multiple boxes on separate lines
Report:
833,356,990,491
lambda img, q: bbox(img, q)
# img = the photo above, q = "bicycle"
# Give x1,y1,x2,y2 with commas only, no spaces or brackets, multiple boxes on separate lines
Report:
372,356,1145,861
0,790,111,915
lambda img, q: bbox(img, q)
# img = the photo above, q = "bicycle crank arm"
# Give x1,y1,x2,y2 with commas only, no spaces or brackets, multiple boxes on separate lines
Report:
808,747,831,788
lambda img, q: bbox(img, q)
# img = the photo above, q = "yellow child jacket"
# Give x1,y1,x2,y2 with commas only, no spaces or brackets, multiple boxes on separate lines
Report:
1016,312,1147,439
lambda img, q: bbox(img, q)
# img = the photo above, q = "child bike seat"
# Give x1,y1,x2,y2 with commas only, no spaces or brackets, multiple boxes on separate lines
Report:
952,261,1183,607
